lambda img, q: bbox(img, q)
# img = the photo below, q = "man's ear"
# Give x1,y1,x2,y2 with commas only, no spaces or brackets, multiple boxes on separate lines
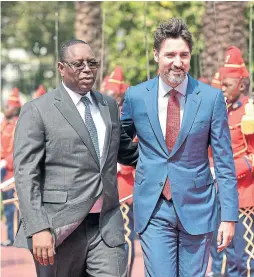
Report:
239,80,245,93
58,62,65,78
153,48,159,63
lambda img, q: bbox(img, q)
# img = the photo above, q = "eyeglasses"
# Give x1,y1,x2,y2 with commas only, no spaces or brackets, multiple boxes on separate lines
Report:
62,59,100,71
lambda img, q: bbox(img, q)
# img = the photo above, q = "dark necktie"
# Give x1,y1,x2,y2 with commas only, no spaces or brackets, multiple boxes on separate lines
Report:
162,89,180,200
81,96,100,160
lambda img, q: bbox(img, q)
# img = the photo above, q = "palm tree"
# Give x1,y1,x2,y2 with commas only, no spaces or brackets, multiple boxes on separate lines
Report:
201,1,248,81
74,1,102,89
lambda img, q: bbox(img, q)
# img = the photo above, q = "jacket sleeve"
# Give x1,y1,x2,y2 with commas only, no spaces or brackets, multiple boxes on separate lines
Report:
118,88,139,166
210,90,239,222
14,101,50,237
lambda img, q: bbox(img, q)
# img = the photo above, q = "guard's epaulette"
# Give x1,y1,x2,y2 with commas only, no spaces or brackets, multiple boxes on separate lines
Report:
241,99,254,135
231,101,242,111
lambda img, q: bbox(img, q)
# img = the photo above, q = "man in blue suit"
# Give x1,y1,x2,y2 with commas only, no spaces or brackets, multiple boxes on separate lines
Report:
119,18,239,277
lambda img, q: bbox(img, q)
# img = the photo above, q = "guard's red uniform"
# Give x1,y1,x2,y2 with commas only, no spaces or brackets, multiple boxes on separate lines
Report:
227,96,254,208
0,116,18,181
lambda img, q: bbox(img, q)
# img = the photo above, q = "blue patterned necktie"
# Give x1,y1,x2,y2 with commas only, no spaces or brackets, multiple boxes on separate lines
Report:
81,96,100,160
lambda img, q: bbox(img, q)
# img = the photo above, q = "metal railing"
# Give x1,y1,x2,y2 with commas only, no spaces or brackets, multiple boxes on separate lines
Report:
0,177,19,207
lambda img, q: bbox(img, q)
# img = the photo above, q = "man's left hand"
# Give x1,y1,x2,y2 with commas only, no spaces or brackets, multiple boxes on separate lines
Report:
217,221,235,253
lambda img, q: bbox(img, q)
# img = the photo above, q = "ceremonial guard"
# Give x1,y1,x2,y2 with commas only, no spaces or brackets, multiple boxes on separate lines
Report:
211,69,222,89
101,66,136,277
198,76,209,85
1,87,22,246
32,84,47,99
211,46,254,277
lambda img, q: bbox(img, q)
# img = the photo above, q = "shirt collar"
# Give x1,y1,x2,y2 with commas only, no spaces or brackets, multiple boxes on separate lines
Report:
62,81,92,106
159,75,188,97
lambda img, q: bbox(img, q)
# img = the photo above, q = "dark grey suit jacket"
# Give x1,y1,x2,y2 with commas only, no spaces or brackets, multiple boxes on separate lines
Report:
14,84,134,249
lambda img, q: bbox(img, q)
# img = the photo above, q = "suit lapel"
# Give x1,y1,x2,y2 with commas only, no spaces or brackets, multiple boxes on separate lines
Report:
169,76,201,158
92,91,112,169
144,77,169,156
54,84,100,168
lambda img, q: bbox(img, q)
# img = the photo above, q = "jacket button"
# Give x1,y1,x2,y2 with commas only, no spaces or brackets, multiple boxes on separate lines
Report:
159,182,164,187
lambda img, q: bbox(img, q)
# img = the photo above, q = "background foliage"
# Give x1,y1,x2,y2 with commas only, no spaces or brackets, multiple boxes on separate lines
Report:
1,1,253,97
1,1,74,94
102,1,204,84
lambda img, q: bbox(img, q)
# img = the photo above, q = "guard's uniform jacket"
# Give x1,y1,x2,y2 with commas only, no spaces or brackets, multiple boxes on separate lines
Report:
0,116,18,181
228,96,254,208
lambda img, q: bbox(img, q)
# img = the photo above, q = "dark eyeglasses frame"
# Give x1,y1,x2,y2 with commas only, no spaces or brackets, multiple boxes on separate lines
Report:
62,60,100,71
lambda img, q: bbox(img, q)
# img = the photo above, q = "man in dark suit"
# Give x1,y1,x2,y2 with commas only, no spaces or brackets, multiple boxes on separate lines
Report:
13,39,137,277
119,18,238,277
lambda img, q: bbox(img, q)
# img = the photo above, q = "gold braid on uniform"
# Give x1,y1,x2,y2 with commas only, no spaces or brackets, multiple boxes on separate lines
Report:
7,123,16,153
229,123,247,158
239,207,254,277
120,203,132,277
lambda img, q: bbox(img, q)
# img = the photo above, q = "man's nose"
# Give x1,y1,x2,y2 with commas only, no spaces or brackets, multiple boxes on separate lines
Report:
82,63,92,72
173,56,182,67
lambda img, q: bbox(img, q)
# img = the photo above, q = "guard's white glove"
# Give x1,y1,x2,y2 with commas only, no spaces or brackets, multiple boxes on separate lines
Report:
0,159,7,170
117,163,121,173
210,167,216,180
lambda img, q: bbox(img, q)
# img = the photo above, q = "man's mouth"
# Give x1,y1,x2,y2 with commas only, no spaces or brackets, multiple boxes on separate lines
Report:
80,76,93,80
79,77,94,83
170,69,184,74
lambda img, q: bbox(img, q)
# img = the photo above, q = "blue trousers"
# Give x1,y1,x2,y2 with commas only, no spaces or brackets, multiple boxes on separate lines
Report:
211,229,238,276
1,168,15,242
210,227,224,274
139,198,213,277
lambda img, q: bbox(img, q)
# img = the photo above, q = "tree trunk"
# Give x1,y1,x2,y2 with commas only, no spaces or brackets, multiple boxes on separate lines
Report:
74,1,102,89
201,1,248,81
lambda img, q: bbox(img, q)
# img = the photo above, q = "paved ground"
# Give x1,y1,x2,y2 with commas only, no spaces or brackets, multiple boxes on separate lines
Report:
1,242,145,277
1,222,144,277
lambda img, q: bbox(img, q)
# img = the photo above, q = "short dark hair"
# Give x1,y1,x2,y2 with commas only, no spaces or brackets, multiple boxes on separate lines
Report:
59,39,88,61
154,18,193,52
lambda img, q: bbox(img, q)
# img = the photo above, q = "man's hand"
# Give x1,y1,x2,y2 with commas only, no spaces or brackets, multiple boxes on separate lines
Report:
32,229,55,266
217,221,235,253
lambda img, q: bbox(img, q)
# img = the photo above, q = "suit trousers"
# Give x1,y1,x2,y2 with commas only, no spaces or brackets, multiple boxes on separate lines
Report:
2,190,15,241
139,198,213,277
211,227,238,277
32,213,128,277
210,227,225,275
1,168,15,242
210,196,229,276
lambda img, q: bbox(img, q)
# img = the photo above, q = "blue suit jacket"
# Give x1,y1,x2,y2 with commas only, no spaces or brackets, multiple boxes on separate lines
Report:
121,75,239,235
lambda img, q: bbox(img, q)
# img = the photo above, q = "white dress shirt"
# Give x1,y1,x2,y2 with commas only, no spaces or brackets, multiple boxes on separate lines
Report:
62,82,105,213
158,75,188,138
